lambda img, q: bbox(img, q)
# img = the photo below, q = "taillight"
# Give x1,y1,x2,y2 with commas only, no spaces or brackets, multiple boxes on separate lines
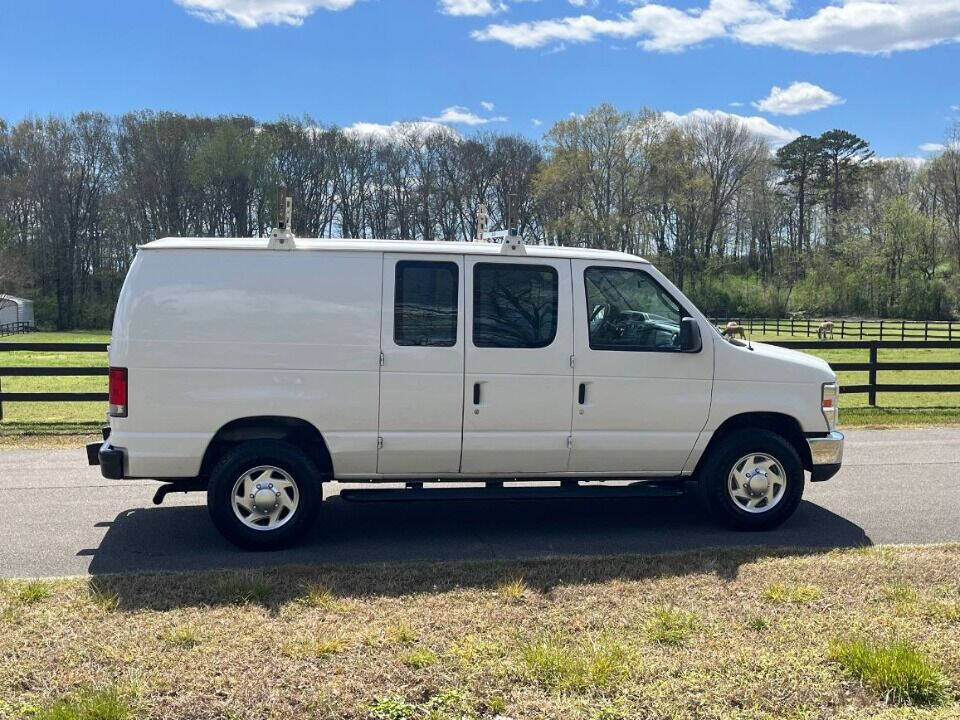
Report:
109,367,128,417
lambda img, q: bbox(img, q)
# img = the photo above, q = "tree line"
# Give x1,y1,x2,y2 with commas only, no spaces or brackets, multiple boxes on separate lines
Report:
1,105,959,328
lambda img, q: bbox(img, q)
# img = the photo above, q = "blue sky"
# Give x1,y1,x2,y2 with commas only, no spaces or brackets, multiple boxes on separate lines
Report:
1,0,958,156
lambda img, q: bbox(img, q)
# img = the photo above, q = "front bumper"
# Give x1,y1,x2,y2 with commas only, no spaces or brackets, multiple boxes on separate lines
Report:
806,430,844,482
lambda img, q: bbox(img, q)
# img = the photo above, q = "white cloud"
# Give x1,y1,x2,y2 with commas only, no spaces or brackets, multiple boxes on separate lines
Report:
918,140,960,153
472,0,960,55
752,81,844,115
439,0,506,17
729,101,744,107
423,105,508,125
736,0,960,53
663,108,800,145
480,100,496,111
568,0,599,6
174,0,357,27
531,118,543,126
472,1,766,52
873,155,927,167
346,105,508,142
344,120,456,143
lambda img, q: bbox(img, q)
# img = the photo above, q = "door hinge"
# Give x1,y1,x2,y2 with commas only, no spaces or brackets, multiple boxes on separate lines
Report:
379,351,385,366
569,354,575,368
377,436,383,450
566,435,573,449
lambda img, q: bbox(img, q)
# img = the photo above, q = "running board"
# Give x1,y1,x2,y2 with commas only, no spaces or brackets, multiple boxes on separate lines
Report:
339,481,685,503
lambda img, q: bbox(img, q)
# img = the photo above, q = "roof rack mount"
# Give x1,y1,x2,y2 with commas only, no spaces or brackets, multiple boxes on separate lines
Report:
268,189,295,250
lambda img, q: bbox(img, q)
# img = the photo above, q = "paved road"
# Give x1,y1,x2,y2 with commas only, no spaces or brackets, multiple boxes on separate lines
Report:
1,428,958,578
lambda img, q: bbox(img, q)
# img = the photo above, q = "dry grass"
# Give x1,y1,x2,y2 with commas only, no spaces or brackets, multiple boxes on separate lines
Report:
0,432,99,448
1,545,959,719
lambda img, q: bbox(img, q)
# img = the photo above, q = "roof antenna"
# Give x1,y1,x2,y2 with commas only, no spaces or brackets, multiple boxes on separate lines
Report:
474,204,489,242
268,187,295,250
506,193,518,238
475,195,526,254
499,192,525,254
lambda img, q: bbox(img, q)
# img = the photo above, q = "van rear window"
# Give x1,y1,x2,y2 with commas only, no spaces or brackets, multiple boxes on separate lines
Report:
473,263,558,348
394,261,459,347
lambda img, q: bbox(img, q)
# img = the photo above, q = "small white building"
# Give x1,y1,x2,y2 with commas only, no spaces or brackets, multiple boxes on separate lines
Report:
0,295,35,328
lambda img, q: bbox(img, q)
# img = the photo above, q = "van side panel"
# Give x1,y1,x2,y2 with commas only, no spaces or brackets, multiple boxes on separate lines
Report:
109,249,382,478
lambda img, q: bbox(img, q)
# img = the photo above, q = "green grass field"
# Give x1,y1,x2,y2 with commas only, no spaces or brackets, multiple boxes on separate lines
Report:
2,330,960,441
747,330,960,425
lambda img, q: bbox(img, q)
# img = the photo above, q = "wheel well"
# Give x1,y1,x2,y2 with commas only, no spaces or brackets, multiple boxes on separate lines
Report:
198,416,334,481
694,412,812,474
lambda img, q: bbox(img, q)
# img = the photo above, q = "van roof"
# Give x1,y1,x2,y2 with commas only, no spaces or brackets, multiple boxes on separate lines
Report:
141,237,650,264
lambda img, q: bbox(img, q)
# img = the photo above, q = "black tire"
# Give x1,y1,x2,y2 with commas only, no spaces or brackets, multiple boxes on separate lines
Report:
207,440,322,550
696,429,804,530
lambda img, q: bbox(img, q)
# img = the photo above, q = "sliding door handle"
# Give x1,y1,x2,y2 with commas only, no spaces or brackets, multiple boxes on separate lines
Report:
578,383,586,404
473,382,481,405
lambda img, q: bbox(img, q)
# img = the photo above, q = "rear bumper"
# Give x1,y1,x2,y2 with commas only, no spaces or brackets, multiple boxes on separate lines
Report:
86,441,125,480
806,431,844,482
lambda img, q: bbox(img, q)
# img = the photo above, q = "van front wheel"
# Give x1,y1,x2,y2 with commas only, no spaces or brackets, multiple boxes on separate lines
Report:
207,441,321,550
697,429,804,530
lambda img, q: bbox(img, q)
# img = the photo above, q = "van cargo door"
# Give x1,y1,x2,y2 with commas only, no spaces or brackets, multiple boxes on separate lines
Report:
377,253,465,475
460,256,574,474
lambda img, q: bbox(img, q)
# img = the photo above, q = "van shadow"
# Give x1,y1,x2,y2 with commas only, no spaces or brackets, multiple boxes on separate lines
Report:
83,486,870,610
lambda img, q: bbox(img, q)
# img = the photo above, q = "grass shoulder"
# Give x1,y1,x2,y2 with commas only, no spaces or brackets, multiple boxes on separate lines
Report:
2,544,959,719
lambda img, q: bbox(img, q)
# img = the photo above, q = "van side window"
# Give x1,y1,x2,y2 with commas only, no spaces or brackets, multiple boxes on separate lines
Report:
394,261,458,347
584,266,683,351
473,263,558,348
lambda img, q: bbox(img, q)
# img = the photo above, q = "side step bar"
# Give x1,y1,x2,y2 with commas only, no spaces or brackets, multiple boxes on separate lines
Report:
339,481,685,503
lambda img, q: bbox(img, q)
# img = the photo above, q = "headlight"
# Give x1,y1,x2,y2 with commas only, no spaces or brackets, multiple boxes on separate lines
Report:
821,382,838,431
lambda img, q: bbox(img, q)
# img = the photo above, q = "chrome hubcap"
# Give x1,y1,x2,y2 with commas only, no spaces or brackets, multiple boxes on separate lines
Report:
231,465,299,531
727,453,786,514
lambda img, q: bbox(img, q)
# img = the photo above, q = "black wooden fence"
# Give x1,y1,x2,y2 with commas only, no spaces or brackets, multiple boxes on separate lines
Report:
711,317,960,341
2,339,960,415
0,322,37,337
772,340,960,406
0,342,109,420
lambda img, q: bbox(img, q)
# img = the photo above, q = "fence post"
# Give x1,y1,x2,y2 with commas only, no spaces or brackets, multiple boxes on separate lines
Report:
879,320,884,341
951,322,954,342
776,317,780,335
924,321,928,341
0,374,3,421
790,317,795,335
901,321,905,341
859,320,863,340
806,319,811,336
840,319,846,338
868,342,878,407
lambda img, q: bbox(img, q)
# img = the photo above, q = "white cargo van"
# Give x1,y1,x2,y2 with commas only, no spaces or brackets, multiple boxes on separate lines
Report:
88,235,843,549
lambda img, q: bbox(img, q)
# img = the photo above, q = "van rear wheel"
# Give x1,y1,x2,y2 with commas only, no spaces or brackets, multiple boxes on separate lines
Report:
697,429,804,530
207,440,321,550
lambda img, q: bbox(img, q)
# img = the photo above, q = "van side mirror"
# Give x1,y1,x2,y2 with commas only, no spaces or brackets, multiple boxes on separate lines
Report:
680,317,702,353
